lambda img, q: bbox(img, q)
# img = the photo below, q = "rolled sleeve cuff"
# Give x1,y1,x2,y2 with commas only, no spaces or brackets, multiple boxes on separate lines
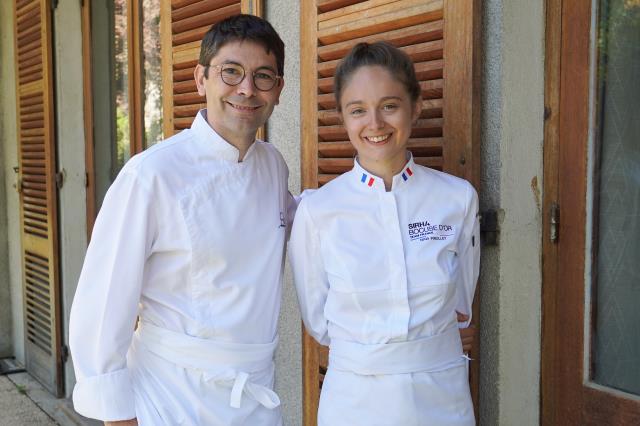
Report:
72,368,136,421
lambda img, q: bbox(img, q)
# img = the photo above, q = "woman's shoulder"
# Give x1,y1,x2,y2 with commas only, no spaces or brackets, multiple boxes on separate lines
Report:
298,172,353,211
415,164,475,194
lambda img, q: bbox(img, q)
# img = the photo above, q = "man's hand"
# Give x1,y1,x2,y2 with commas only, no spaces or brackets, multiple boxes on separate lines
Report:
105,419,138,426
456,311,476,354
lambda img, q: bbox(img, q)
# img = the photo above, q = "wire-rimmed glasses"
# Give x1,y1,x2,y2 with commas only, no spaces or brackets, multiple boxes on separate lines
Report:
207,62,281,92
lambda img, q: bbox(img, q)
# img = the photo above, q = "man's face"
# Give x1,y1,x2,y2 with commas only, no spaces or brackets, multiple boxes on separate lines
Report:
194,40,284,144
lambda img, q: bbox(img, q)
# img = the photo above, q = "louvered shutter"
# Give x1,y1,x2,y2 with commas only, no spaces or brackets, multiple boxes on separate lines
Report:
300,1,481,423
13,0,63,397
161,0,265,138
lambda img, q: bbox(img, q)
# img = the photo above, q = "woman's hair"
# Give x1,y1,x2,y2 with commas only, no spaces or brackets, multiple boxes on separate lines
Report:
334,41,421,111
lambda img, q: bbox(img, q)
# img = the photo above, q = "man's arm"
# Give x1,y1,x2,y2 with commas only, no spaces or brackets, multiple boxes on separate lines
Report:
69,169,156,422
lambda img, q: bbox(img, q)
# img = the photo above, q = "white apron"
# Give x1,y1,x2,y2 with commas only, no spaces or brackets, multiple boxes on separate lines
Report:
128,322,281,425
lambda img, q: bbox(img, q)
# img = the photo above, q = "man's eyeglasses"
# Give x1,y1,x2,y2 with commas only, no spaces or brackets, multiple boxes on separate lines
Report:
206,63,281,92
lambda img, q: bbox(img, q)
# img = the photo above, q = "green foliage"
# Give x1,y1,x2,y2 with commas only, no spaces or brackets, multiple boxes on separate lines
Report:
14,384,27,395
116,107,129,166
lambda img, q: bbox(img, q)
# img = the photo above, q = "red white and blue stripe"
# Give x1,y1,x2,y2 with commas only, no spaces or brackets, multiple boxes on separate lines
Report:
360,173,375,187
402,167,413,181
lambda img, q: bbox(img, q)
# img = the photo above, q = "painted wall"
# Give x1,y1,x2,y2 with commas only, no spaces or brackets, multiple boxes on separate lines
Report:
0,0,25,364
0,0,15,358
52,0,88,397
266,2,303,425
479,1,545,425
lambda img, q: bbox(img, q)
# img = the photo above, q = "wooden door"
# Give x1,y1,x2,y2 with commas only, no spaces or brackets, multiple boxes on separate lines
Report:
542,0,640,423
160,0,265,138
300,1,481,424
13,0,63,397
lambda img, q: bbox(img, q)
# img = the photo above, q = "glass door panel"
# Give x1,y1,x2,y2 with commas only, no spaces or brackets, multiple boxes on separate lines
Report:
590,0,640,396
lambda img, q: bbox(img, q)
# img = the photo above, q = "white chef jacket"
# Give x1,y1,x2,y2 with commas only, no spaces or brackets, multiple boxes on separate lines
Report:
69,110,290,425
289,155,480,426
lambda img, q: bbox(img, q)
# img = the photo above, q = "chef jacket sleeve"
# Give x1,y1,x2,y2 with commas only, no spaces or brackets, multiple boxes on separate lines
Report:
286,189,317,231
289,199,331,346
456,184,480,328
69,168,157,421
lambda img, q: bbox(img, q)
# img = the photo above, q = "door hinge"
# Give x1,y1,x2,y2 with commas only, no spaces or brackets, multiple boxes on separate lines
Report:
550,202,560,243
480,209,499,246
55,169,66,189
61,345,69,363
13,166,22,194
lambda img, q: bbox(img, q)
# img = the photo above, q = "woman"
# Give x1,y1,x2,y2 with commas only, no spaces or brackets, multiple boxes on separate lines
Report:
289,42,479,425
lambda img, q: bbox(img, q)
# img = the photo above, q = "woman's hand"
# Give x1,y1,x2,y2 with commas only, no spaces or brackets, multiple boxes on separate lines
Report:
105,419,138,426
456,311,476,354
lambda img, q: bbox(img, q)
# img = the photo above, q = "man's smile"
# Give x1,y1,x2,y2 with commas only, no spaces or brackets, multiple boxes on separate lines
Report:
226,101,262,111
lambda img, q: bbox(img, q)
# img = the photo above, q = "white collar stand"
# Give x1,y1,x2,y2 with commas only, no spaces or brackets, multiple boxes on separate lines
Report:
191,109,257,163
351,153,417,192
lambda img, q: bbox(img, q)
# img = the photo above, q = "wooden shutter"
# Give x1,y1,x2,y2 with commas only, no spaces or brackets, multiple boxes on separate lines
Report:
300,0,481,424
161,0,265,138
13,0,63,397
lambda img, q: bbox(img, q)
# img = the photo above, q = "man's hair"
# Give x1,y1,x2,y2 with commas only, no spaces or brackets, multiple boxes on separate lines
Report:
334,41,421,111
199,14,285,78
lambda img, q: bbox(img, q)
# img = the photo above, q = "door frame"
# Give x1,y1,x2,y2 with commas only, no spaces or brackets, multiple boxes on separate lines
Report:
541,0,640,423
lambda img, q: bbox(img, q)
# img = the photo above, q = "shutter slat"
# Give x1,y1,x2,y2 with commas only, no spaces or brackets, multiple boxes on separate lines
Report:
172,0,238,21
171,0,206,9
318,0,401,22
317,39,443,77
317,21,443,61
173,91,205,105
172,3,239,36
17,2,39,24
17,37,41,55
316,0,362,13
174,117,194,129
174,104,203,117
318,59,442,94
173,67,196,82
17,0,37,15
18,23,41,45
174,80,197,94
172,4,241,46
318,1,443,45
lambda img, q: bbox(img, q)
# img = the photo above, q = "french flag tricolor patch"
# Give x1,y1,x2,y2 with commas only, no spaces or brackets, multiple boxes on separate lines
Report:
402,167,413,181
360,173,375,187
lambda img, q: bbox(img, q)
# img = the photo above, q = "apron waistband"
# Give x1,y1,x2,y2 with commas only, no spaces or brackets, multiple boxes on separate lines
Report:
329,327,464,375
135,322,280,409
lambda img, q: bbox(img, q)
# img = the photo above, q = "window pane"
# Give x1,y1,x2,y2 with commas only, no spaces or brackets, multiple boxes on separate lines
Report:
592,0,640,395
114,0,130,171
142,0,163,147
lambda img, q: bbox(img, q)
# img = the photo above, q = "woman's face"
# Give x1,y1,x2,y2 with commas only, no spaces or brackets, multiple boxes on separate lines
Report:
340,65,421,174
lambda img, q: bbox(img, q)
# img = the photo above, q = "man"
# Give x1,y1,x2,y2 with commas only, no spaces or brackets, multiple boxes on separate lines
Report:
69,15,288,425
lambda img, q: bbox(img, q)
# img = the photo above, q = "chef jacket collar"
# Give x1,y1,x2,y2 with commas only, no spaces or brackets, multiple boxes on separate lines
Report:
191,109,257,163
352,153,416,192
